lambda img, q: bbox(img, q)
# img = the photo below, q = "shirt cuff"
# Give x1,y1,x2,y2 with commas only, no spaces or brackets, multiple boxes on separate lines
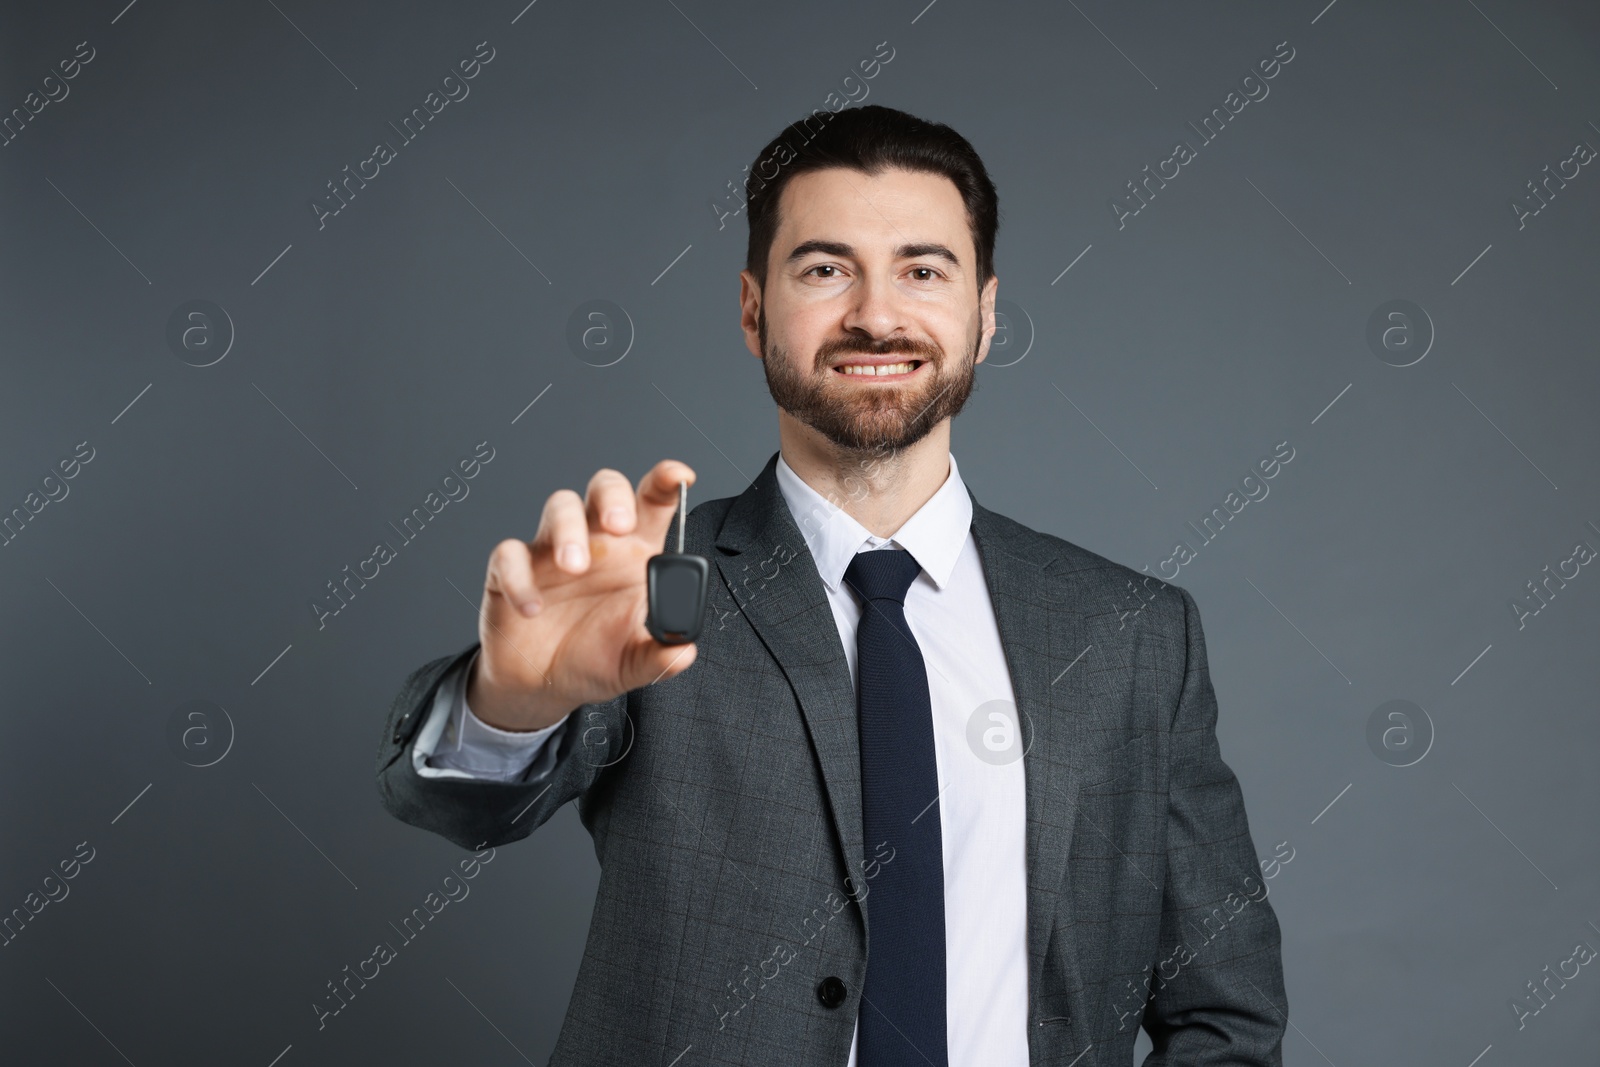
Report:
411,649,573,783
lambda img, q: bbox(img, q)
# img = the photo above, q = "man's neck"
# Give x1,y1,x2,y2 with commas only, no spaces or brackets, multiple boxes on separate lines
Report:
777,410,952,539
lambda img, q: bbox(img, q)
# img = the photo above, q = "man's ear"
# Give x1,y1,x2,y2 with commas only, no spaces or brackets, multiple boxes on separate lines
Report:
973,274,999,366
739,269,764,359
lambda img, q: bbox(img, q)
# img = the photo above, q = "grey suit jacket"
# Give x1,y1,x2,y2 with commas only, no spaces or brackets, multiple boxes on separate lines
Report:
375,450,1288,1065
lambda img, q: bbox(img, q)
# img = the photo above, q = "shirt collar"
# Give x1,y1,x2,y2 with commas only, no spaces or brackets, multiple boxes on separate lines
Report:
774,448,973,594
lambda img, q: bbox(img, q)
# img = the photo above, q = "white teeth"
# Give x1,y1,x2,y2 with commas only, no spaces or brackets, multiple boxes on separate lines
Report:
838,362,915,376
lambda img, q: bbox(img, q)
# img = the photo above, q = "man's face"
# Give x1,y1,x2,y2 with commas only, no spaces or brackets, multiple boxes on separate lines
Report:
740,166,998,454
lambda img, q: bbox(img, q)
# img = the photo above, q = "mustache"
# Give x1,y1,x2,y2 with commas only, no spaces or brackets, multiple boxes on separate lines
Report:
814,335,942,367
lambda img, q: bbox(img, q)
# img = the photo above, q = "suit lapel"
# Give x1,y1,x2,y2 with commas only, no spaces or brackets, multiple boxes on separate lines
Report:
969,493,1111,1020
713,452,866,889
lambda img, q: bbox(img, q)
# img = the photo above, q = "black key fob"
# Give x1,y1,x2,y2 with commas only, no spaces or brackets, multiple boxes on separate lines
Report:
646,481,710,645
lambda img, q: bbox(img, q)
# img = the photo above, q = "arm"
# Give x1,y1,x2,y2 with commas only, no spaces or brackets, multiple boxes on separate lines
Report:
374,642,630,852
1140,586,1288,1064
373,459,698,853
414,649,571,782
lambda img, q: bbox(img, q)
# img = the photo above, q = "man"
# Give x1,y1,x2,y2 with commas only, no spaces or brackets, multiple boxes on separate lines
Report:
376,104,1287,1064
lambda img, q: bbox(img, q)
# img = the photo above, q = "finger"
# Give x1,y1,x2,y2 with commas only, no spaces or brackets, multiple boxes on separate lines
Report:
535,488,592,574
484,538,542,617
627,632,699,688
633,459,697,549
585,468,637,535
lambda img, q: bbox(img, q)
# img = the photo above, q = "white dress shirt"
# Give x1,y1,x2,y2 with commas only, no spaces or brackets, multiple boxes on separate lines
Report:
414,451,1031,1064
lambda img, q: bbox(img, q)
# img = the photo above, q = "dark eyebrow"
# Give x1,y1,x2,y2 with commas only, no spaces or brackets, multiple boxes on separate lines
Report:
784,239,962,269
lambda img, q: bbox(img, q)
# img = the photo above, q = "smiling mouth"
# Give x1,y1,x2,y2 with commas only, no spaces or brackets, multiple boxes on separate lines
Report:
832,360,925,379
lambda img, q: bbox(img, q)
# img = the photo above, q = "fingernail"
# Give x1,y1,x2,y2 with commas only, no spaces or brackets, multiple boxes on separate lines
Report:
520,598,542,617
603,508,628,531
558,544,584,571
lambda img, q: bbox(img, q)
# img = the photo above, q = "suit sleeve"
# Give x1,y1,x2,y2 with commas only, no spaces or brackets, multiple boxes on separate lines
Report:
1140,586,1289,1064
414,649,571,782
374,642,631,852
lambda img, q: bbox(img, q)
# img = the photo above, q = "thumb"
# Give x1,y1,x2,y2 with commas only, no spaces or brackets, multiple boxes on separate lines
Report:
630,637,698,689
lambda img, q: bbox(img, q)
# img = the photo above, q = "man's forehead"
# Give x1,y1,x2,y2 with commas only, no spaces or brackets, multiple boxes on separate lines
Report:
775,167,971,260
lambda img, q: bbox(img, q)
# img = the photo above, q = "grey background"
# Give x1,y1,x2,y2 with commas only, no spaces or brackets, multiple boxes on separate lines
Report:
2,0,1596,1063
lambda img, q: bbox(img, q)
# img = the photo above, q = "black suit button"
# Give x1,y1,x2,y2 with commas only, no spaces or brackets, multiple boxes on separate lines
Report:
392,713,410,744
816,976,847,1009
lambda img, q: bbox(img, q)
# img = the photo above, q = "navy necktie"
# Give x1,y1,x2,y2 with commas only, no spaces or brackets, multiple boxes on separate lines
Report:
844,548,948,1067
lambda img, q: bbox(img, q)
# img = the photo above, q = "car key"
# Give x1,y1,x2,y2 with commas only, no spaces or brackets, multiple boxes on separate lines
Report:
645,480,710,645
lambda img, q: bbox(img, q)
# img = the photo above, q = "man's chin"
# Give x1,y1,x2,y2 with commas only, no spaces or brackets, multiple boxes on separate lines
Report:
764,353,972,454
805,409,930,453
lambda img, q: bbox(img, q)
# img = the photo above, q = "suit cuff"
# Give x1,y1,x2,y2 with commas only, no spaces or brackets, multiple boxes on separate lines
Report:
411,649,572,782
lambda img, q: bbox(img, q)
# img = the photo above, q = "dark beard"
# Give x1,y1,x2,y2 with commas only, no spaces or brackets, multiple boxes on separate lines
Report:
758,308,980,454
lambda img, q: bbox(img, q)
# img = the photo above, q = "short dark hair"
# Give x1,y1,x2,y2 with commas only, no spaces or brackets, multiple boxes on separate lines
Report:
743,104,999,294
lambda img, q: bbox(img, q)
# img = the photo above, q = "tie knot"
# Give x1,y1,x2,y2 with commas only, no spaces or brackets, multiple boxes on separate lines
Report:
844,548,922,605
